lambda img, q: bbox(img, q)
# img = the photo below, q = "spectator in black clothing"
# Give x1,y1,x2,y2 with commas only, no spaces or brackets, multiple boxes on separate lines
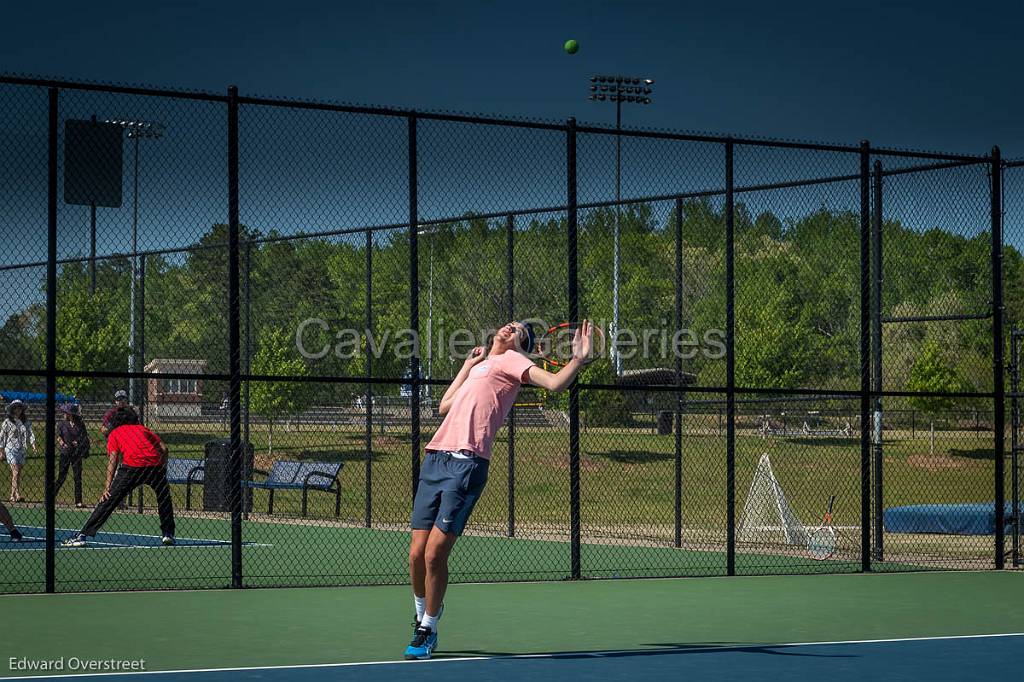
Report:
0,500,23,541
55,403,90,508
101,389,131,438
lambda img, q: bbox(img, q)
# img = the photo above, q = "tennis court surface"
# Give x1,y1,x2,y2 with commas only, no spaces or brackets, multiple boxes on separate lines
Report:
2,572,1020,680
0,526,251,550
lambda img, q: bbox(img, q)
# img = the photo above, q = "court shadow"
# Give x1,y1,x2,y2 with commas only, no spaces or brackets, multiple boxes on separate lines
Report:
441,642,853,660
588,450,675,464
950,448,995,461
784,437,858,447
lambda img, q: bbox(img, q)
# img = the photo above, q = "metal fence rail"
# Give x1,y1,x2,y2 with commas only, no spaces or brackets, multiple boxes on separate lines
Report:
0,73,1017,593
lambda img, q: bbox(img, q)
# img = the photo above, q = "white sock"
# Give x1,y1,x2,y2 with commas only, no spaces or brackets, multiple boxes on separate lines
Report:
421,612,438,631
414,596,426,622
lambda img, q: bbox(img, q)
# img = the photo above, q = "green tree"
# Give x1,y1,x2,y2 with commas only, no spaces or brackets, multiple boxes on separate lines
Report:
907,339,973,454
249,326,312,456
52,261,130,399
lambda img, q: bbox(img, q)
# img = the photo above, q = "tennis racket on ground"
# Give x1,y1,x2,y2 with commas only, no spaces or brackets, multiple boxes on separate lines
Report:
806,495,837,561
533,322,604,368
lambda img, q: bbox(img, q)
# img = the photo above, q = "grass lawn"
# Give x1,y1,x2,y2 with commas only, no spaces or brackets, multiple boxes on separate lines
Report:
0,414,1006,593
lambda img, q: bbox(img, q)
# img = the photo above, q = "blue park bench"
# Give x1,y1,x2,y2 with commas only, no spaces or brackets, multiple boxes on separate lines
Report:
166,457,206,511
246,460,343,517
130,457,206,512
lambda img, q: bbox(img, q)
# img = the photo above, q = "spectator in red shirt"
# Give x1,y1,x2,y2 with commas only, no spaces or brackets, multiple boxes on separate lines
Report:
63,407,175,547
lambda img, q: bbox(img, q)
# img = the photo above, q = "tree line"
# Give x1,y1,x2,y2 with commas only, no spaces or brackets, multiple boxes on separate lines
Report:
0,198,1018,424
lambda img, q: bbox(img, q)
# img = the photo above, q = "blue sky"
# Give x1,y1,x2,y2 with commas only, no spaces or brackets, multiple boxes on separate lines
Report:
0,0,1018,308
2,0,1020,156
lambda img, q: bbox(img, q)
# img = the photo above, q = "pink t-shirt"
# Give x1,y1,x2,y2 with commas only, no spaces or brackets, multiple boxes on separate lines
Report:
426,350,536,460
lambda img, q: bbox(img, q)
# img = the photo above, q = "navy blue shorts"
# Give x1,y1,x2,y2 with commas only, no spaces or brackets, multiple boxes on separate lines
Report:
411,450,489,536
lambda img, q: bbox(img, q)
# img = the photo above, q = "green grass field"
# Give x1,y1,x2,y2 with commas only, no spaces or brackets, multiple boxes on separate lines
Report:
0,415,1007,593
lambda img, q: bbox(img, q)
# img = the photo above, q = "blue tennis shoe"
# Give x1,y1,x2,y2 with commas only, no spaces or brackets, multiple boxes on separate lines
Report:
404,626,438,660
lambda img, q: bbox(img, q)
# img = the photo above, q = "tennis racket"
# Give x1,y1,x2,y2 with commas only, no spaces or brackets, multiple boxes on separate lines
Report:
533,321,604,368
806,495,837,561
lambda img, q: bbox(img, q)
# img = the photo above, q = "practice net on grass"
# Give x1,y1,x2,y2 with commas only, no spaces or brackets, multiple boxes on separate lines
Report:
737,452,809,547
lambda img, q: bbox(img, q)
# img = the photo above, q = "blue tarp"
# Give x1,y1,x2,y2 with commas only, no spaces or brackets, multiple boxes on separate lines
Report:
0,391,77,404
884,503,1023,535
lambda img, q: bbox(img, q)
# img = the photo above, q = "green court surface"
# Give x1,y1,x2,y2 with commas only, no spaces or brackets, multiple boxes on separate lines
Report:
3,505,915,593
0,572,1021,677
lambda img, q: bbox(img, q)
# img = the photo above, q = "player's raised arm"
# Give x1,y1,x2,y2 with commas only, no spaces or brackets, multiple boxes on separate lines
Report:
526,319,593,393
438,346,486,416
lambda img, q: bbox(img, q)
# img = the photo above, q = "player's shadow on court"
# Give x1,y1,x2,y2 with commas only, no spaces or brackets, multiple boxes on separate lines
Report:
440,643,852,660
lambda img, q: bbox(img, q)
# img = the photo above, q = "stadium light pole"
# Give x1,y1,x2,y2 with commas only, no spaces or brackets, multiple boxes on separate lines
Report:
417,226,435,399
589,75,654,376
105,119,166,406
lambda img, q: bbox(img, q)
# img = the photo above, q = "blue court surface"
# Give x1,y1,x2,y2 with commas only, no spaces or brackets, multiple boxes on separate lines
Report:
3,633,1020,681
0,527,245,549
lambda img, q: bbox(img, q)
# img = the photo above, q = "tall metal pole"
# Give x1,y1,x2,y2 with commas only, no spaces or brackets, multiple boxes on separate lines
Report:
45,87,58,593
227,85,243,588
860,141,872,572
426,234,433,398
129,135,139,405
612,99,622,376
674,197,683,548
724,140,736,576
1011,329,1021,567
871,159,885,562
567,117,581,580
506,213,516,538
992,146,1005,570
89,115,97,295
89,203,97,294
365,228,373,528
243,240,251,448
409,113,421,499
139,254,146,424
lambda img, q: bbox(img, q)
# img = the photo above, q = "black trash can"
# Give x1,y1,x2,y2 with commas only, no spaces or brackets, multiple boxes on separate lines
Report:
203,439,254,512
657,410,673,436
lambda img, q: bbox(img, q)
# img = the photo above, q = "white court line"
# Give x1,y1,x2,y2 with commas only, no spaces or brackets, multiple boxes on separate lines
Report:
2,528,272,551
3,631,1022,680
2,543,274,552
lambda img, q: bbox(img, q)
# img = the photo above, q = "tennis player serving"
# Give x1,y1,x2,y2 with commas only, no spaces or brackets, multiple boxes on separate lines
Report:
404,319,594,660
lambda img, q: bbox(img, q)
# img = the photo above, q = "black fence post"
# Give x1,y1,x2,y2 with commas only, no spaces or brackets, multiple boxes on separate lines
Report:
992,146,1005,569
674,196,684,549
859,140,872,572
871,159,885,562
227,85,243,588
725,139,736,576
365,227,373,528
506,213,516,538
45,86,58,594
409,113,421,499
567,118,581,580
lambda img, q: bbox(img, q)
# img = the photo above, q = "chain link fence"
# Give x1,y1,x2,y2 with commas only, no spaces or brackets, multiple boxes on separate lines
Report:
0,74,1016,593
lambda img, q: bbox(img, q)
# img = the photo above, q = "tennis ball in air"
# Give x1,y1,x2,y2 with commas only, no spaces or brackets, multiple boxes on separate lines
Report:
564,39,579,54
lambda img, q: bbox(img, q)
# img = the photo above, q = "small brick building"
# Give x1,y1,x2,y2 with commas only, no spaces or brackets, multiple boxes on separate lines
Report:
145,358,207,418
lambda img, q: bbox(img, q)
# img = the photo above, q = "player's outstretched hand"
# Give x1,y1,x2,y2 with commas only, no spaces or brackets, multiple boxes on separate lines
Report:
572,320,593,364
463,346,486,369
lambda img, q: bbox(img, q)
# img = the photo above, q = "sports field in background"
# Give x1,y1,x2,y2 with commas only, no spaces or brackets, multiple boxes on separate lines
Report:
1,412,1005,593
0,572,1020,679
